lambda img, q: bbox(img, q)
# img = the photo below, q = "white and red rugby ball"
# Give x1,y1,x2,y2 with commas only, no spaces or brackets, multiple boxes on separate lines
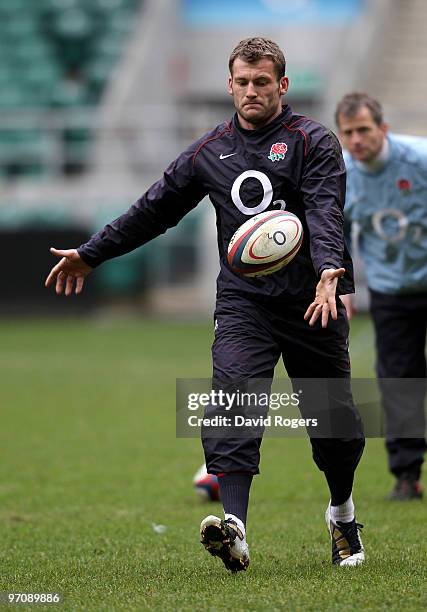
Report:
193,464,220,501
227,210,303,277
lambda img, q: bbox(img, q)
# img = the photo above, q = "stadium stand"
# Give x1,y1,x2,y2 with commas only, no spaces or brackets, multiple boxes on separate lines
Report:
362,0,427,136
0,0,143,178
0,0,146,311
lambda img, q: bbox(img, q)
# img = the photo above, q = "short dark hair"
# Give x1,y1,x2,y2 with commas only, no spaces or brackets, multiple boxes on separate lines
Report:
229,37,286,81
335,92,384,127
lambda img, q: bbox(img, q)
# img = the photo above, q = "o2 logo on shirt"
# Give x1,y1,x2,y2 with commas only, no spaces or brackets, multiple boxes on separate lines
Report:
231,170,286,215
371,209,422,244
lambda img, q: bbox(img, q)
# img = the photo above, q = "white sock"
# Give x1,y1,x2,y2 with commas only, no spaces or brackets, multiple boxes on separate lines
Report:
224,513,246,538
329,494,355,524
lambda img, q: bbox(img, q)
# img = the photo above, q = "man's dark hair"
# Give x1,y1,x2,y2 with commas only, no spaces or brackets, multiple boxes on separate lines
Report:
229,37,286,81
335,92,384,127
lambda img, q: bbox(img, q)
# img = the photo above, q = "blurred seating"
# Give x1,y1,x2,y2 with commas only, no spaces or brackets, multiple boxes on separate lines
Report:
0,0,143,178
91,203,202,295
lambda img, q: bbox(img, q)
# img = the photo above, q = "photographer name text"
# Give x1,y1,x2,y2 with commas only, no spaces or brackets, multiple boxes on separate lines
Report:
187,415,317,429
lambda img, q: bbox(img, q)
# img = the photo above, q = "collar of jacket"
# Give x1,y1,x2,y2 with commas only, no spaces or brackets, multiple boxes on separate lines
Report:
233,104,293,136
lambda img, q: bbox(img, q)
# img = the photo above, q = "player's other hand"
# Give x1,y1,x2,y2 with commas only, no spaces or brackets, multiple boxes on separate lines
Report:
339,294,356,319
304,268,345,328
45,247,93,296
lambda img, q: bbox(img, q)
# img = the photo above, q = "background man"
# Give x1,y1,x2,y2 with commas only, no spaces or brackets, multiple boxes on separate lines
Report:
336,92,427,500
45,38,365,571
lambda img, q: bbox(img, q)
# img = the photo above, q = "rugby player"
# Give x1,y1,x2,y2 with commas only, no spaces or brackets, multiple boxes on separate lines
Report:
45,38,365,571
337,92,427,500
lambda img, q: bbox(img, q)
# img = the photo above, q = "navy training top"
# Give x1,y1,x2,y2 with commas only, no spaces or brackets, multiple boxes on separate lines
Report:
78,105,354,300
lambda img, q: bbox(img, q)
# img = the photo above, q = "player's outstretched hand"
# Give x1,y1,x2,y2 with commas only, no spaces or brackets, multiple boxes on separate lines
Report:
304,268,345,328
45,248,93,296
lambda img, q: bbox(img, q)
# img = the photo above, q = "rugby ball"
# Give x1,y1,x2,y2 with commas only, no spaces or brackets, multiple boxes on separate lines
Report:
193,464,220,502
227,210,303,277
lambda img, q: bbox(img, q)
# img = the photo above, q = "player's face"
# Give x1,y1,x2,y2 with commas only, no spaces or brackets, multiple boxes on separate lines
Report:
337,106,388,163
228,58,288,130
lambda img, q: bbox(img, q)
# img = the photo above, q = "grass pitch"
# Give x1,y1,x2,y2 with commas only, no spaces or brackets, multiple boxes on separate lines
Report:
0,316,426,611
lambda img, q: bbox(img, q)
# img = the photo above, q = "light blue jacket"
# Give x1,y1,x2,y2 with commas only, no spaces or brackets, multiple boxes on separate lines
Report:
344,134,427,294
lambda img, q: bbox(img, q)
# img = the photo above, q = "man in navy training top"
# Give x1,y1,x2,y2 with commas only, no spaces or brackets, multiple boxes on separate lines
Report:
45,38,365,571
337,92,427,501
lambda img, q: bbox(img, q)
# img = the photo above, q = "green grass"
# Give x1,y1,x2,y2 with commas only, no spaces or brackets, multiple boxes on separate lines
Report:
0,316,425,611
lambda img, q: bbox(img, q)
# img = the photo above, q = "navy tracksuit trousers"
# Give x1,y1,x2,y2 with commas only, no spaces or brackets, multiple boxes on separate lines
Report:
202,292,365,484
369,289,427,478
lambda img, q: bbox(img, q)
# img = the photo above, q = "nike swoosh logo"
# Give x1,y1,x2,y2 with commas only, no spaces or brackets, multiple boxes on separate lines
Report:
219,153,237,160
